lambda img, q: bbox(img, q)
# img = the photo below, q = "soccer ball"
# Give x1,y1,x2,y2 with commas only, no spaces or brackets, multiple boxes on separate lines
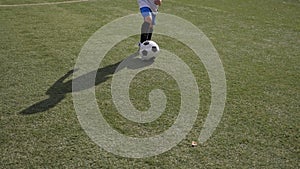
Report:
139,40,160,60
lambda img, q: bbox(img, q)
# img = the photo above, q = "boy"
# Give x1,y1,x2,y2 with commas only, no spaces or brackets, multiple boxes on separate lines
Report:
137,0,162,45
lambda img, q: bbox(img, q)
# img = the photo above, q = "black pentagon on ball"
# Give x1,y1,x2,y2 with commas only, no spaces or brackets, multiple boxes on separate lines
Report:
142,50,148,56
143,41,150,45
152,46,158,52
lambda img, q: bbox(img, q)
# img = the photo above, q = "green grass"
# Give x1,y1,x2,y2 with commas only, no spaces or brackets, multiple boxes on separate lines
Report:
0,0,82,5
0,0,299,168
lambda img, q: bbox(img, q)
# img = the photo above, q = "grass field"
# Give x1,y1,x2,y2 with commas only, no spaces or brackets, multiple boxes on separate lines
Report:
0,0,299,168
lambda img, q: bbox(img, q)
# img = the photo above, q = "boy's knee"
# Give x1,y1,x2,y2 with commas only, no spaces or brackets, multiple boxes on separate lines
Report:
144,16,152,24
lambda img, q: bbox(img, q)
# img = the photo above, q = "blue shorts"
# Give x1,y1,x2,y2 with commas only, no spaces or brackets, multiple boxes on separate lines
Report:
140,7,156,25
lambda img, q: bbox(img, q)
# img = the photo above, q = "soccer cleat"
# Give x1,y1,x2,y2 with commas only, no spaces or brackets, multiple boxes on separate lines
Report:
137,42,141,51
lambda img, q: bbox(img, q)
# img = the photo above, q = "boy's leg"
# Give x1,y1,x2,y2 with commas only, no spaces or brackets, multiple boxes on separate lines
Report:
147,12,156,40
140,7,153,43
140,20,151,43
147,13,156,41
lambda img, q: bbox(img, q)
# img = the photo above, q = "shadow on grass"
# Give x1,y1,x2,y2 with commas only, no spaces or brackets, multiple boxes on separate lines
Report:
19,52,154,115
